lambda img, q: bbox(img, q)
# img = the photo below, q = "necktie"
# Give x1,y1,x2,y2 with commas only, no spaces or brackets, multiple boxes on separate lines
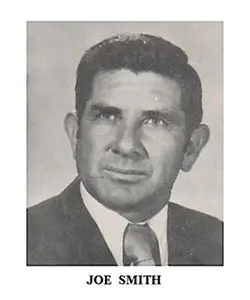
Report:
123,223,161,266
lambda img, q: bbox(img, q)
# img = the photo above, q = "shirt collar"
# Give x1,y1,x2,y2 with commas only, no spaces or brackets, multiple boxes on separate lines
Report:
80,181,168,265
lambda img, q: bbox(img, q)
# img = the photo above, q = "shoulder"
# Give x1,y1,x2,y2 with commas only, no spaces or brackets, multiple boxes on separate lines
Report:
169,202,223,234
168,202,223,265
28,194,64,237
27,178,82,265
28,177,81,220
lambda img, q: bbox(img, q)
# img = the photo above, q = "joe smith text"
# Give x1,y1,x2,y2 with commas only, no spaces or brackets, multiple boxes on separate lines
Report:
86,274,161,285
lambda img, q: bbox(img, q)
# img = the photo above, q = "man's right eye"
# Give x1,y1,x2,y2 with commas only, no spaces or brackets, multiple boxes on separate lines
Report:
96,112,117,122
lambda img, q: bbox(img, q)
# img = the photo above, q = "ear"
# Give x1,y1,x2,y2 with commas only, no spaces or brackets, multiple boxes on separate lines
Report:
181,124,210,172
64,112,79,159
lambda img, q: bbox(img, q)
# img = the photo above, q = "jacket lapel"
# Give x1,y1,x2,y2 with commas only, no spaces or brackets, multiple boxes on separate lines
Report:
168,202,198,265
62,177,117,266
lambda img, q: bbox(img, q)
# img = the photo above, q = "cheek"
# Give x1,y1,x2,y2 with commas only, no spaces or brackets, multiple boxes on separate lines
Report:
143,128,185,153
142,131,185,174
78,124,114,164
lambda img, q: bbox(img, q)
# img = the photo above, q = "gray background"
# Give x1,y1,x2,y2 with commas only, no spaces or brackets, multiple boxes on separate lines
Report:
27,22,223,220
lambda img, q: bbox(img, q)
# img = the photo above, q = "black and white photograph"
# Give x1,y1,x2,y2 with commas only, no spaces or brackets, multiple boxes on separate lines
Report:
27,22,223,266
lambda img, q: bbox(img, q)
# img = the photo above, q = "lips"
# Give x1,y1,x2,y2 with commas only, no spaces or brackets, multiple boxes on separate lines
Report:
102,166,148,183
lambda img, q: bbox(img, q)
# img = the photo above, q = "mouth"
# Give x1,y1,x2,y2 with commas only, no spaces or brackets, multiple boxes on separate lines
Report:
102,166,148,183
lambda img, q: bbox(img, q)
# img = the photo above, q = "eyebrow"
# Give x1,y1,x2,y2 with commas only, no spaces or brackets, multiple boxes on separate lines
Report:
142,110,168,119
90,104,122,115
142,109,184,123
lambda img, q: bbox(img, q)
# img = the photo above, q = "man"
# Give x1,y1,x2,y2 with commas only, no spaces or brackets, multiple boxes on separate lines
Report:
27,33,223,266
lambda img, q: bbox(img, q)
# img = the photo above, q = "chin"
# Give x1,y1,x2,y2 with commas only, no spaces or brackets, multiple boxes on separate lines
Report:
95,179,154,208
99,191,148,213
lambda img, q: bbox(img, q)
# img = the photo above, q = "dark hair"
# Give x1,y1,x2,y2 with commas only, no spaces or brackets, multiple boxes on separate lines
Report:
75,33,203,129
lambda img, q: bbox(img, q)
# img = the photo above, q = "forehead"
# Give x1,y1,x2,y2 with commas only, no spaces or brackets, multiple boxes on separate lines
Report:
89,69,182,111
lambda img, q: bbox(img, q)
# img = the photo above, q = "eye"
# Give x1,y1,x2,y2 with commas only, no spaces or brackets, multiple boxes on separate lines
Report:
142,117,167,127
97,112,117,121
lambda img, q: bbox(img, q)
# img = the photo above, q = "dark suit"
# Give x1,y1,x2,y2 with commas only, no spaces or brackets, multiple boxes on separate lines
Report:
27,177,223,266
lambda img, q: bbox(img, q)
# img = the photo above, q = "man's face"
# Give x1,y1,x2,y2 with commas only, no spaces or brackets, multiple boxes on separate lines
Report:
75,70,189,221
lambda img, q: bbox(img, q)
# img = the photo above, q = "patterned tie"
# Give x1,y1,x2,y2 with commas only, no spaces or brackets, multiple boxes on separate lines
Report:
123,223,161,266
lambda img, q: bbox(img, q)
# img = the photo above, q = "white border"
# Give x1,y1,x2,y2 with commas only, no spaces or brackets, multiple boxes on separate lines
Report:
1,0,249,299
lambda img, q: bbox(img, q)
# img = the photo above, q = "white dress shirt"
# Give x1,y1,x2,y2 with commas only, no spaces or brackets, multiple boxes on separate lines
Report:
80,182,168,266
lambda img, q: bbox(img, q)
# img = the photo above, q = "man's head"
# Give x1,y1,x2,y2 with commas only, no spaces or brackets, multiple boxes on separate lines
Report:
65,34,210,222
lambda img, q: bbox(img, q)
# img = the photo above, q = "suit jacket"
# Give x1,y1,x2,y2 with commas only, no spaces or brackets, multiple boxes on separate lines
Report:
27,177,223,266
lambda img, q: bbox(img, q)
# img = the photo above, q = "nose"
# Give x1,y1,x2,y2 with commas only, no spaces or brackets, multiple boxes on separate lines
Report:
111,120,146,159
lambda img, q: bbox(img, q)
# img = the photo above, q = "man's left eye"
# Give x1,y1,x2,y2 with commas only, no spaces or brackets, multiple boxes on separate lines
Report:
142,118,167,127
